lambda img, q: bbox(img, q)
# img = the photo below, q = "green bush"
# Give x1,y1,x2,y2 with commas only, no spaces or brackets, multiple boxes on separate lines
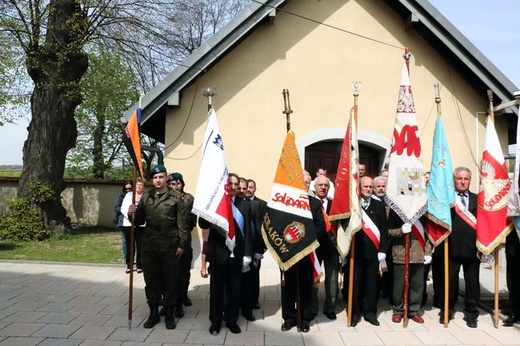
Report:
0,198,49,241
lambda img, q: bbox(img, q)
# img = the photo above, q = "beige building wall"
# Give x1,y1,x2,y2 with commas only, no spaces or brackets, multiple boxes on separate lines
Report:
162,0,509,200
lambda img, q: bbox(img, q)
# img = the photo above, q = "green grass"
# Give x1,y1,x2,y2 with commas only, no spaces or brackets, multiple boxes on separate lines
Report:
0,170,22,177
0,226,124,264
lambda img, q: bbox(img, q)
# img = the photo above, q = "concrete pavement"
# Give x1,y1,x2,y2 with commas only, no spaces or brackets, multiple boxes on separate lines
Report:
0,260,518,346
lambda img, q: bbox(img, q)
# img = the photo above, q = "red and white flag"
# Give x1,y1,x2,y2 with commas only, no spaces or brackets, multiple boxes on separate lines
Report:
329,113,362,258
384,53,427,224
476,117,512,255
192,108,236,253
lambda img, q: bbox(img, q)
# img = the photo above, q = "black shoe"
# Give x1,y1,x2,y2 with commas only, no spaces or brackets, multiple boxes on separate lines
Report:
281,320,296,331
183,297,192,307
209,323,221,335
463,316,477,328
253,302,261,309
226,322,241,334
364,316,380,326
503,316,520,327
301,320,310,333
175,306,185,318
324,312,337,320
143,315,160,328
439,312,454,324
350,315,361,327
243,314,255,321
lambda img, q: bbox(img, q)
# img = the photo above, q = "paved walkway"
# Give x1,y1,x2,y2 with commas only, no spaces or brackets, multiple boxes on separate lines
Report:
0,260,518,346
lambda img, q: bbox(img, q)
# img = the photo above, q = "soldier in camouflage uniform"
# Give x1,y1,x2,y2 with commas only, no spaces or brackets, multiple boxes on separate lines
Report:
167,172,197,318
129,165,190,330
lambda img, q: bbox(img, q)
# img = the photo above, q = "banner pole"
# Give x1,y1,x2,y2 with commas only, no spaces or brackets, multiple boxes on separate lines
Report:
128,167,137,330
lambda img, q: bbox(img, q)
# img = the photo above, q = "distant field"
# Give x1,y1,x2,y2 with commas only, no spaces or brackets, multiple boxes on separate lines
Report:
0,170,21,177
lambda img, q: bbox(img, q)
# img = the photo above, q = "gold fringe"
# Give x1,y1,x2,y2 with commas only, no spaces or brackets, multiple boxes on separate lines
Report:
477,223,513,256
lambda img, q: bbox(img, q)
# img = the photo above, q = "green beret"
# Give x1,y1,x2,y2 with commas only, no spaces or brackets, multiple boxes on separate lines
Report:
169,172,183,182
150,164,167,176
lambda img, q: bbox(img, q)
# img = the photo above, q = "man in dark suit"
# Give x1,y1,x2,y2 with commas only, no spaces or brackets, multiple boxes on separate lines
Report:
351,176,388,327
281,173,325,333
441,166,479,328
199,173,253,335
245,179,267,310
314,175,339,320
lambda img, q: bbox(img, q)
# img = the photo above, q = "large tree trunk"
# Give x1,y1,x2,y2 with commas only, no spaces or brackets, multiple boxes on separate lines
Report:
18,0,88,234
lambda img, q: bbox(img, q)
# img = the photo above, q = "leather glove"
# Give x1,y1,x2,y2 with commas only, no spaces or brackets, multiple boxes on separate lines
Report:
242,256,252,273
377,252,386,261
401,223,412,234
424,255,432,265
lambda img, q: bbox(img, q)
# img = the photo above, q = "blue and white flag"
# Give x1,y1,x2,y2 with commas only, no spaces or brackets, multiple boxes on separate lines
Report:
426,114,455,246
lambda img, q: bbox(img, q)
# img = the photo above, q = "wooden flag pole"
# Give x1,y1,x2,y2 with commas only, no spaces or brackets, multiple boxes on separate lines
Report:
128,168,137,329
435,84,451,328
347,81,360,327
402,47,412,329
282,89,302,331
487,89,500,329
202,87,218,334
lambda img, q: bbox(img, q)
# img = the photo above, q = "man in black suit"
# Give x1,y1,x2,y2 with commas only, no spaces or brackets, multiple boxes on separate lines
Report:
281,173,325,333
199,173,253,335
314,175,339,320
441,166,479,328
245,179,267,310
351,176,388,327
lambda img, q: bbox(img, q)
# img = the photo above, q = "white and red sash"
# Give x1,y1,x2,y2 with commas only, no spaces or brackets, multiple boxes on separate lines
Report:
361,210,381,250
454,198,477,230
411,221,426,251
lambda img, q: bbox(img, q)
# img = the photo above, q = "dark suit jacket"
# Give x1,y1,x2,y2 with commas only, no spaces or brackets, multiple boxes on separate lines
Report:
316,197,336,262
449,191,477,258
355,198,388,261
198,196,253,266
249,196,267,254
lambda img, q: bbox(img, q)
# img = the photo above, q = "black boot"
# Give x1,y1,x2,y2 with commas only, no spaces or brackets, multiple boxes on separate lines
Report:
143,303,160,328
165,305,176,329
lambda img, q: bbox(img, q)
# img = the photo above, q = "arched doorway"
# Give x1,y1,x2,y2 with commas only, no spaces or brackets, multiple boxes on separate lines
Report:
304,140,383,181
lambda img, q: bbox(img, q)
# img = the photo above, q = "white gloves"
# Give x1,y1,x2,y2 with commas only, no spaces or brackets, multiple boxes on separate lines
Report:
242,256,252,273
378,259,388,276
401,223,412,234
424,255,432,265
481,254,494,264
377,252,386,261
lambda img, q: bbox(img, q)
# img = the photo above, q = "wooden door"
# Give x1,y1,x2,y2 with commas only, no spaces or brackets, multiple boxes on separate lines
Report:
305,140,381,180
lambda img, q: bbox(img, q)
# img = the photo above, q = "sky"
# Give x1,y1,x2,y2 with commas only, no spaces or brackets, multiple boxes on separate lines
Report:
0,0,519,165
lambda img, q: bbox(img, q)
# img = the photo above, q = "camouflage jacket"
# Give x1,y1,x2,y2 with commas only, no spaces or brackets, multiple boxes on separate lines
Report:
135,188,190,252
387,211,432,264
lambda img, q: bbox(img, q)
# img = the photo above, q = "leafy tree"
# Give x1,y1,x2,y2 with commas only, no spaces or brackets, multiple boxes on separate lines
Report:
66,49,139,179
0,0,250,233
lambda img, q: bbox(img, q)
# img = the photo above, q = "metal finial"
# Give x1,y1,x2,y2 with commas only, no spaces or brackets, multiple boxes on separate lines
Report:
352,81,361,96
282,89,293,132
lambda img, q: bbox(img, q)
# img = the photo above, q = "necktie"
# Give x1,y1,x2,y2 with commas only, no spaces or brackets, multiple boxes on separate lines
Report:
458,192,466,208
362,199,369,210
